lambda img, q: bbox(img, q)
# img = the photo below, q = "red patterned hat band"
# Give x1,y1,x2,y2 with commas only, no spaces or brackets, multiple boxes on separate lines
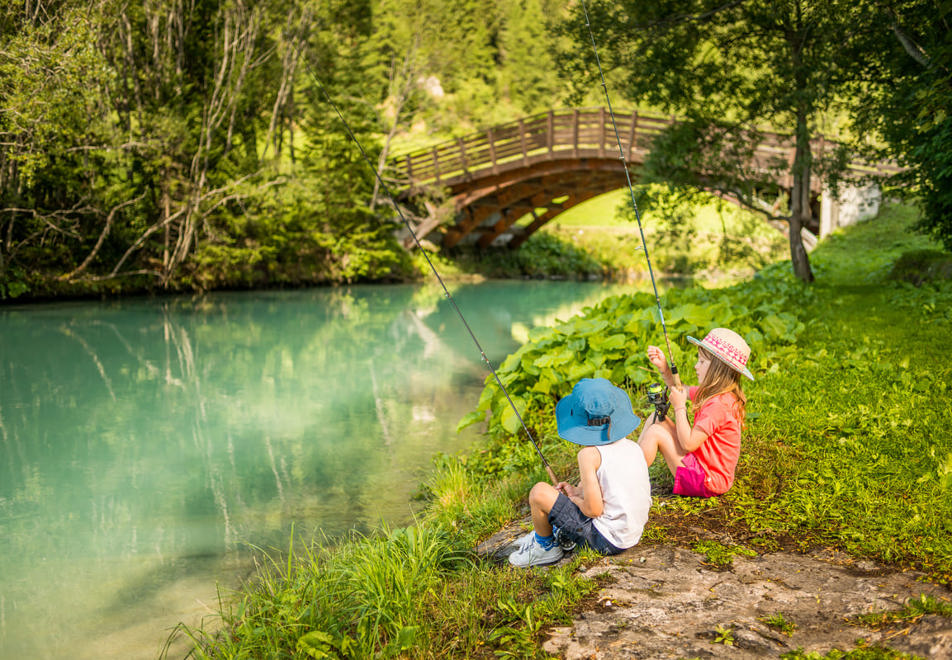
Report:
687,328,755,381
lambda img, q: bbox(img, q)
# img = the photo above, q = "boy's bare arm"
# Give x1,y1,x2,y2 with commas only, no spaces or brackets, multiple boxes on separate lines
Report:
569,447,604,518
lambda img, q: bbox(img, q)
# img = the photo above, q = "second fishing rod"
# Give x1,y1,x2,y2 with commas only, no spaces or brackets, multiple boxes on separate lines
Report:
305,61,560,486
579,0,683,393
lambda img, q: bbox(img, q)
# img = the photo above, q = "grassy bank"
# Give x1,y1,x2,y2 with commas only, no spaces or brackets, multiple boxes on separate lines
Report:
172,203,951,658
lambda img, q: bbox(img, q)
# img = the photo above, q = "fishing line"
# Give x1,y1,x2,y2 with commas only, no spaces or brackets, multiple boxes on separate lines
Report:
304,60,559,485
579,0,682,387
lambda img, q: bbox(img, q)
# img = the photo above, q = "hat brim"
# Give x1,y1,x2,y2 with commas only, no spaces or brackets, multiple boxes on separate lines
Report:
687,335,754,381
555,383,641,446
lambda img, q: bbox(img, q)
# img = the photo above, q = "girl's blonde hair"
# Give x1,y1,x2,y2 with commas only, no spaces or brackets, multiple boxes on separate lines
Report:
695,347,746,423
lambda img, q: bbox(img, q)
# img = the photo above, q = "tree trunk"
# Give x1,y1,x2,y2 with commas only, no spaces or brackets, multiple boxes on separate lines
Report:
789,111,815,283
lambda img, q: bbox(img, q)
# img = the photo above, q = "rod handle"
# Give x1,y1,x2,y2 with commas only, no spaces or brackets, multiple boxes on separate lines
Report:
670,364,682,390
546,465,559,487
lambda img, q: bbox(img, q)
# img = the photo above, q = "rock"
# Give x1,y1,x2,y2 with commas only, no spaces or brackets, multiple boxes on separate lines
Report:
541,545,952,659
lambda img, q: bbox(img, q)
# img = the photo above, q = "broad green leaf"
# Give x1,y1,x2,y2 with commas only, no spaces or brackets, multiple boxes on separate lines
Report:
567,362,594,382
677,303,714,327
535,349,575,368
531,376,556,395
457,410,486,432
759,314,788,340
500,397,526,434
297,631,337,659
529,325,555,342
589,333,627,351
575,318,610,335
568,336,586,352
477,382,496,411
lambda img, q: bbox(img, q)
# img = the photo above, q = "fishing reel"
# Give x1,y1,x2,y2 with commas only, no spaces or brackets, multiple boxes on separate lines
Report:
646,382,671,422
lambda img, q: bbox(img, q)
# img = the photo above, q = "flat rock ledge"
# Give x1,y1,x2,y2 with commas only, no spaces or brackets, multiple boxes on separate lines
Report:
477,524,952,659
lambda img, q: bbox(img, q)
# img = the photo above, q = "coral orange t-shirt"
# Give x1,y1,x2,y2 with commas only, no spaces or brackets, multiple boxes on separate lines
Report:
687,386,742,495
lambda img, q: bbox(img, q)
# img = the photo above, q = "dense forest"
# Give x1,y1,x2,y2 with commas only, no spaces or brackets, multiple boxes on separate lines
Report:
1,0,949,300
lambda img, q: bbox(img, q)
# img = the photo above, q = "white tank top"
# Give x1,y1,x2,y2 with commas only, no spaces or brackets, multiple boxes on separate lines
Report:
591,438,652,550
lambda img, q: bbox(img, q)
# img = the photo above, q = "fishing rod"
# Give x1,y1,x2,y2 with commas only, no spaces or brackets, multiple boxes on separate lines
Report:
304,61,559,486
579,0,682,390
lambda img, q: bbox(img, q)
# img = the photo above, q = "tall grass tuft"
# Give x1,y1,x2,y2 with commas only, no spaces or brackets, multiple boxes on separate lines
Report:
167,524,469,658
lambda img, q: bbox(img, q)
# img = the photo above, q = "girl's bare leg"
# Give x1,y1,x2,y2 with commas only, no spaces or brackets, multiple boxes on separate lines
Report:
638,417,686,476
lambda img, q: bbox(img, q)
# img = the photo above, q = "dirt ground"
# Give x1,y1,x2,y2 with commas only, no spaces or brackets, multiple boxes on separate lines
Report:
477,521,952,659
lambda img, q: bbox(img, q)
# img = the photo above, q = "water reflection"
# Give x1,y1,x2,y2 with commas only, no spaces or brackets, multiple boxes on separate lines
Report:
0,280,634,659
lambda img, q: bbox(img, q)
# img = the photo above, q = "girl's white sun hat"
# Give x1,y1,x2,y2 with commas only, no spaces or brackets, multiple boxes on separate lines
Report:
687,328,754,381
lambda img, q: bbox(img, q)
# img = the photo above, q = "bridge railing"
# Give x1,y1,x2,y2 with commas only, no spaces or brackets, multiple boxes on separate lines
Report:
390,108,675,189
389,107,899,192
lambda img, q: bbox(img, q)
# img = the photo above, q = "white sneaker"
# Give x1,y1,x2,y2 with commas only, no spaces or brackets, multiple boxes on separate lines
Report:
513,527,575,552
513,530,536,551
508,536,564,567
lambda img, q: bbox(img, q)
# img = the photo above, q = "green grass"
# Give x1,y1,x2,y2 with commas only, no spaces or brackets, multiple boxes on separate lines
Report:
175,202,951,658
723,204,952,576
857,594,952,628
780,643,922,659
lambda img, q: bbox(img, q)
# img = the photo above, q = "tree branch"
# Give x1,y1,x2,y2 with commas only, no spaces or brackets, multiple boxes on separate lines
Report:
59,193,147,281
890,23,930,68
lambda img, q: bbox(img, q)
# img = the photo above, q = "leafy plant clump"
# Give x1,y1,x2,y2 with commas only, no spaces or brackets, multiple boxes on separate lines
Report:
446,231,607,280
887,249,952,285
856,594,952,628
760,612,798,636
780,641,920,659
712,624,735,646
692,540,757,568
461,260,809,439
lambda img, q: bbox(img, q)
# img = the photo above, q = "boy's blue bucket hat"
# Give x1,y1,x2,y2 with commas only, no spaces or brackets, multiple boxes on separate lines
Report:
555,378,641,446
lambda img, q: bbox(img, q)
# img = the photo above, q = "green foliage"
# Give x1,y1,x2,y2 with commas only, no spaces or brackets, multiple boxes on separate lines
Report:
857,594,952,627
759,612,798,636
172,513,596,658
712,624,734,645
450,231,606,279
781,641,919,660
848,0,952,252
692,540,756,568
463,260,811,437
887,249,952,285
558,0,921,282
497,0,567,113
174,524,470,658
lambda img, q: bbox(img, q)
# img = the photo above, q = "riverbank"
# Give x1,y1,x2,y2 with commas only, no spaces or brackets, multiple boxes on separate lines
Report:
2,188,785,304
170,202,952,658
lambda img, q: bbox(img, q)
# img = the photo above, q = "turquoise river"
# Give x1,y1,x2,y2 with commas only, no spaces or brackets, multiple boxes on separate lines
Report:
0,280,646,659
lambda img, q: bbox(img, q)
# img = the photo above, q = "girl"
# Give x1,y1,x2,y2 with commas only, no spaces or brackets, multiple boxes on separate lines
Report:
638,328,752,497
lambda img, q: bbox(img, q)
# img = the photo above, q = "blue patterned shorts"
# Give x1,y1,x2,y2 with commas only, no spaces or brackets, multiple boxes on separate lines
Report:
548,493,621,555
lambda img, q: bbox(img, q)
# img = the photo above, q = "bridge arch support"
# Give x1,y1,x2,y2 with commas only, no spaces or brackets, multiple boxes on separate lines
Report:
391,108,659,249
389,107,894,250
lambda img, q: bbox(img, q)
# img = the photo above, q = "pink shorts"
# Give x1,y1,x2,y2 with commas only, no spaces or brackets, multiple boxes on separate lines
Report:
673,453,715,498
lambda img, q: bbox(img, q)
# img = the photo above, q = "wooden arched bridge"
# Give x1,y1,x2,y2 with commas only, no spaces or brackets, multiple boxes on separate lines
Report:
387,107,890,250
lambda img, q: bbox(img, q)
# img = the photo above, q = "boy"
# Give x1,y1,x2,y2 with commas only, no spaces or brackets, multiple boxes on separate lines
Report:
509,378,652,567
